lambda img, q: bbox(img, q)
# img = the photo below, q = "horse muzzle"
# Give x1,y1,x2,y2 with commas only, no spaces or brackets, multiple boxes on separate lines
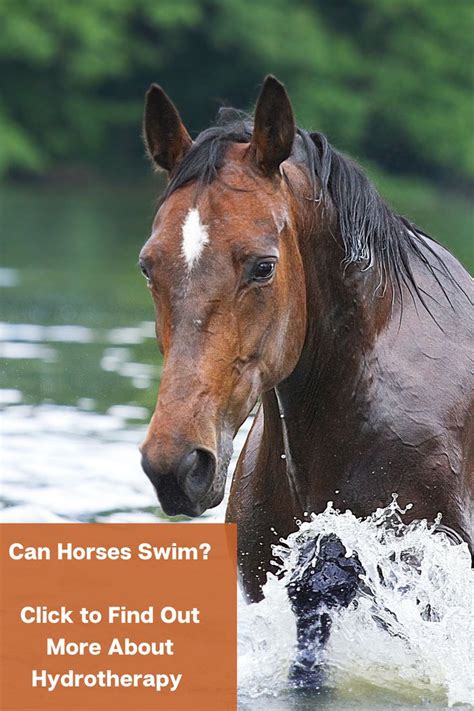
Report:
141,445,220,517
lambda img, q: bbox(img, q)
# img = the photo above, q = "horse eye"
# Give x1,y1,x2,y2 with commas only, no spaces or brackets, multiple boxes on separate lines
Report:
251,259,276,282
140,263,150,280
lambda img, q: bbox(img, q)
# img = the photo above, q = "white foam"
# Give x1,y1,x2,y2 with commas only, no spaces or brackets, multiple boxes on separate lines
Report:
238,500,473,707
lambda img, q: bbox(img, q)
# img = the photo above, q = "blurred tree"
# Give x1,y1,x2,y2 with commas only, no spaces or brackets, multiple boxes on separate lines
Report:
0,0,472,185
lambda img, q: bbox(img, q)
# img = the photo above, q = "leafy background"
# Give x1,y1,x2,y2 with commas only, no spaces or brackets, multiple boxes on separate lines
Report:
1,0,473,190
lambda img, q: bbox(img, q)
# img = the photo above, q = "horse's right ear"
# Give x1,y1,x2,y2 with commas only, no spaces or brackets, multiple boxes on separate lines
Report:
143,84,192,172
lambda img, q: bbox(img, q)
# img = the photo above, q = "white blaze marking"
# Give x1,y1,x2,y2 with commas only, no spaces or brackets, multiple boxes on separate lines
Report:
273,209,289,234
181,208,209,270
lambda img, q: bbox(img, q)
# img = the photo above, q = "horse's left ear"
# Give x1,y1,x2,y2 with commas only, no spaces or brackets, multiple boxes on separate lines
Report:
250,75,295,176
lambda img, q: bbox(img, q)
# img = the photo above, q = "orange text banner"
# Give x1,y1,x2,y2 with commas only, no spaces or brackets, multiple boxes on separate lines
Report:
0,523,237,711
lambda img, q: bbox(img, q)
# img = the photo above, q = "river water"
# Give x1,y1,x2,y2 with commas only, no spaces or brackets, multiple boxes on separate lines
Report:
1,183,472,709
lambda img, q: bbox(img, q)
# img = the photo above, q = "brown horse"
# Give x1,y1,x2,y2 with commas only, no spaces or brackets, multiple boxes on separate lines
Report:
139,75,473,684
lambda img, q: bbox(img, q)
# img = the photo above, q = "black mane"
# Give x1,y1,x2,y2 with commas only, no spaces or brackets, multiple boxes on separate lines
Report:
161,109,460,317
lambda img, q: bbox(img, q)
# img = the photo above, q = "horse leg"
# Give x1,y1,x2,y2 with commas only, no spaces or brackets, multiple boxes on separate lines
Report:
287,534,364,689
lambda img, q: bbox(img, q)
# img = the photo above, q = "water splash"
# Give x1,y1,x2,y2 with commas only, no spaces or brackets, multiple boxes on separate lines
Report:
238,499,473,707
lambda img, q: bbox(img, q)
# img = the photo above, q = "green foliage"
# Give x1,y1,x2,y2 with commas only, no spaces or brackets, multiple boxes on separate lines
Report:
0,0,472,184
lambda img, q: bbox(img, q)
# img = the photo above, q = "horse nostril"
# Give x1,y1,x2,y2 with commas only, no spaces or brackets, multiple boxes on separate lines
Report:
178,450,199,477
177,448,216,501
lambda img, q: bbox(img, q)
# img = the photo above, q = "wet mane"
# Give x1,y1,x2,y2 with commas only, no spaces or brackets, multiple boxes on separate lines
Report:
160,109,460,316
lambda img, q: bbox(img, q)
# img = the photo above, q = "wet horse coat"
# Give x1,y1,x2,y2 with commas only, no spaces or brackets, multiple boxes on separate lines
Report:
139,76,473,682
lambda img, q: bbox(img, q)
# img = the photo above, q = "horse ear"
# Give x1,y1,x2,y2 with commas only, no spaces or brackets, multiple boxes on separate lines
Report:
143,84,192,172
250,75,295,176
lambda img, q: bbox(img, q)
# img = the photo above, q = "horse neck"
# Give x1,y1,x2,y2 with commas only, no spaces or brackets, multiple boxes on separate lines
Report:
265,219,392,510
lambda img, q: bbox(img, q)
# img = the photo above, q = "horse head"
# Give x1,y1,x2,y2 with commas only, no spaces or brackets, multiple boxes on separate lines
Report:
139,77,308,516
